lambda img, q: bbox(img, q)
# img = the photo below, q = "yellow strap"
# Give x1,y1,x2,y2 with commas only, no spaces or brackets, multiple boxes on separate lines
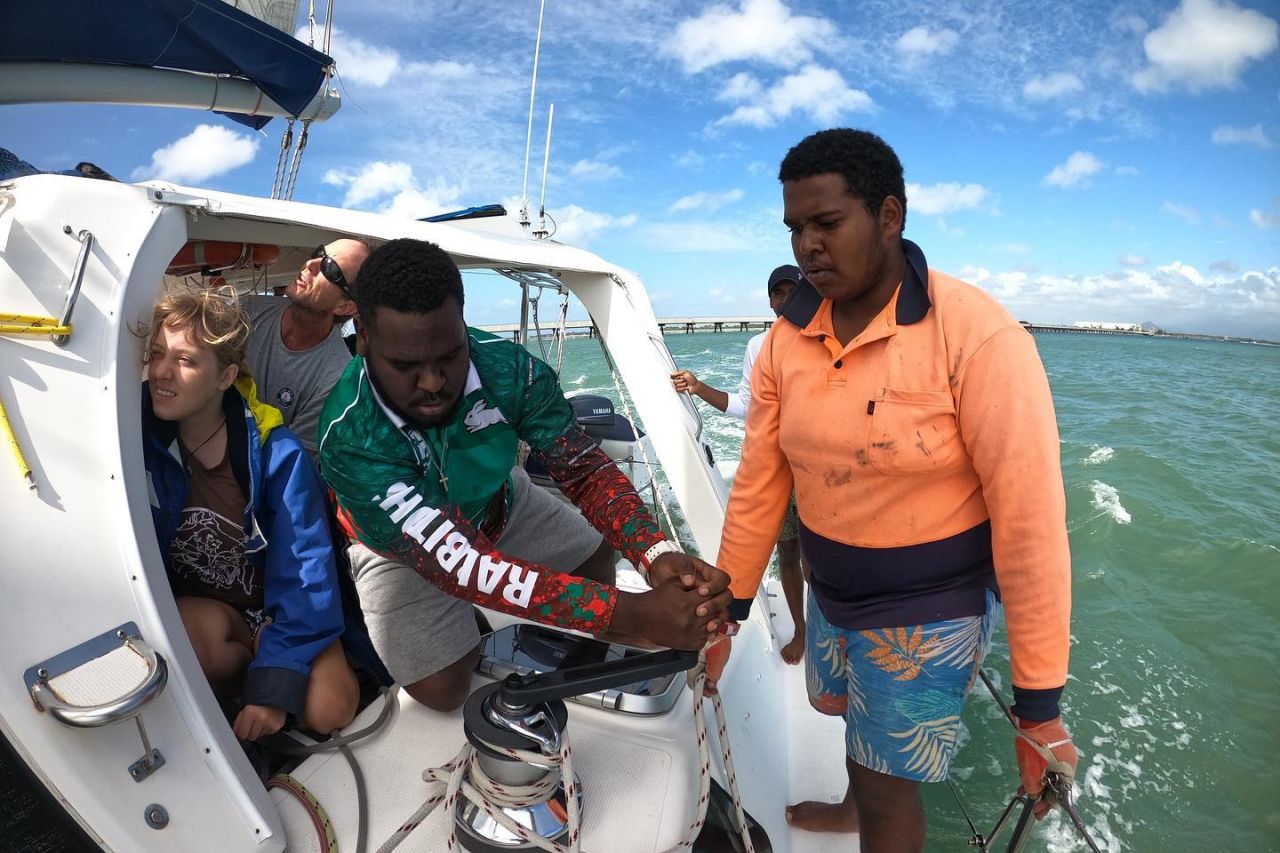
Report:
0,394,35,490
0,323,73,336
0,314,71,337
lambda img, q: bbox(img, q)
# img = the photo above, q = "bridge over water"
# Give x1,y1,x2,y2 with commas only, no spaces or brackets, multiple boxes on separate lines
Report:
480,316,775,338
1020,323,1155,337
479,318,1164,339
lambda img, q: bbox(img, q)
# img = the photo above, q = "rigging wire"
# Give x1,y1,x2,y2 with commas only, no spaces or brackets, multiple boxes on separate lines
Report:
322,0,335,55
282,119,313,200
519,0,549,226
596,336,684,547
270,119,295,199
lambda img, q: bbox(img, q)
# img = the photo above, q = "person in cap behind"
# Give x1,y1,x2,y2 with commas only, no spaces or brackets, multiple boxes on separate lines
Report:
670,264,809,663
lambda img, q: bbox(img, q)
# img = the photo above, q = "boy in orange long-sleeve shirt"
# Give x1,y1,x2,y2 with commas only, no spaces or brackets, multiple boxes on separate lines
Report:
710,129,1078,850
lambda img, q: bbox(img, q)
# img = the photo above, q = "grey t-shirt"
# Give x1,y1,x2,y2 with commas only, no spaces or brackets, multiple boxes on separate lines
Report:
244,296,351,457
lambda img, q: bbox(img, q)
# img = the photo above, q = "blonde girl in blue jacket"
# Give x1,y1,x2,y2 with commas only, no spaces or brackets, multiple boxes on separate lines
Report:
141,289,358,740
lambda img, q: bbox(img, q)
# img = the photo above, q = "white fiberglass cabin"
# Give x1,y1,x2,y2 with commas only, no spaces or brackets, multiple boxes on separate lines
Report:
0,172,849,852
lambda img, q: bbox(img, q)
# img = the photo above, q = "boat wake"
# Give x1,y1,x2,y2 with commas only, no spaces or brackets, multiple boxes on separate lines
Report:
1090,481,1132,525
1084,446,1116,465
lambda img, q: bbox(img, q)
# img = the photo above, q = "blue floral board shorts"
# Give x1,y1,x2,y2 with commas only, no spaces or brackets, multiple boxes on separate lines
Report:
804,587,1000,783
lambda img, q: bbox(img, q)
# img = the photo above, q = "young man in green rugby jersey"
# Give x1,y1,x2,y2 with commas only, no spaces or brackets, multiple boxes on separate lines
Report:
319,238,730,711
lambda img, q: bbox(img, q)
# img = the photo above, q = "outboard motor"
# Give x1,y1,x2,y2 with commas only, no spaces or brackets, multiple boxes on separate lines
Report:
567,394,642,462
457,650,697,851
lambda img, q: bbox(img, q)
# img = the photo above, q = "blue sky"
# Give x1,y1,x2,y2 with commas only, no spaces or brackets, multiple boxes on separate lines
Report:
5,0,1279,337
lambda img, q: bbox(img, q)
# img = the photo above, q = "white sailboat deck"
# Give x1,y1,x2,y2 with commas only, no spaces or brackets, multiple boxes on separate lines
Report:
275,582,854,852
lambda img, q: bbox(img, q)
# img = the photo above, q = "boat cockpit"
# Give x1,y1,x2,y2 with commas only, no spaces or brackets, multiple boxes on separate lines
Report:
1,174,836,852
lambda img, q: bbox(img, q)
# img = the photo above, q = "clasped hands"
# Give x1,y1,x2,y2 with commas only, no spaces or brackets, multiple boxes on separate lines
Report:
610,551,731,652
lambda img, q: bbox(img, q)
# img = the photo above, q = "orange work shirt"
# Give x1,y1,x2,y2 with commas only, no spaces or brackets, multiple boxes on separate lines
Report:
718,242,1071,716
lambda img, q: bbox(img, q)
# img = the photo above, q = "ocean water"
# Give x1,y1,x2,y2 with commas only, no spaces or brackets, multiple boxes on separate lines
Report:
554,330,1280,852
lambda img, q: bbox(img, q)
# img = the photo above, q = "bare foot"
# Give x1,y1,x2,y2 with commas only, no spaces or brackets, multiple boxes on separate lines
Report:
785,800,859,833
780,634,805,664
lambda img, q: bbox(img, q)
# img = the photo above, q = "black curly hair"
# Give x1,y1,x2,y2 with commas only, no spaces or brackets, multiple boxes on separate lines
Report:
354,238,464,328
778,128,907,232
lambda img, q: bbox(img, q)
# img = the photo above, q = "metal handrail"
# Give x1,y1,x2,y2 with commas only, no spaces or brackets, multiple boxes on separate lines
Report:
53,228,94,346
30,637,168,728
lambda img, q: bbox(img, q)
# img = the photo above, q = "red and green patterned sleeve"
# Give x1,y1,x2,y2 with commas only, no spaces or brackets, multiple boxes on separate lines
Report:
534,430,664,568
515,352,665,567
326,438,618,635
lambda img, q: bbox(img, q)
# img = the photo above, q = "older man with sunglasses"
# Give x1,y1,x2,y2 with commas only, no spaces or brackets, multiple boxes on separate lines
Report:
244,238,371,458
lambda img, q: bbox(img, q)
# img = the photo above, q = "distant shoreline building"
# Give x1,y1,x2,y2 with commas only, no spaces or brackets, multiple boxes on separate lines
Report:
1072,321,1146,332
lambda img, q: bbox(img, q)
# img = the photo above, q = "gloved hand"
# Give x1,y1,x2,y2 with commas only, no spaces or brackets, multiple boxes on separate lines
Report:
1014,715,1079,819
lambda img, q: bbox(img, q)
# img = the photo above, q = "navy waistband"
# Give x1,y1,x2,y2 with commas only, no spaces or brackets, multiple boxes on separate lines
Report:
801,519,999,629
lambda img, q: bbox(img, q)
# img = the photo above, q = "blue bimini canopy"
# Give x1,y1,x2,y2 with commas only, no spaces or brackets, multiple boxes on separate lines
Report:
0,0,334,129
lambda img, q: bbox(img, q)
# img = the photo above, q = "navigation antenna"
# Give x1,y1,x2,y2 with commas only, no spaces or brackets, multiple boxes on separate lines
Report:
533,103,555,239
519,0,548,229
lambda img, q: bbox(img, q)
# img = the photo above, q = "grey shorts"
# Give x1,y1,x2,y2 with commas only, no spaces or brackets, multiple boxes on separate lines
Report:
347,467,604,686
778,493,799,542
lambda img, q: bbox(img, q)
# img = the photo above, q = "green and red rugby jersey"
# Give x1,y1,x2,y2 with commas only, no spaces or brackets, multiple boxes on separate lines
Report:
318,328,665,635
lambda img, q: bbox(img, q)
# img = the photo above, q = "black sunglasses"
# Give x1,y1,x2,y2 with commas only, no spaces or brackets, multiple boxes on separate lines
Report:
311,245,352,298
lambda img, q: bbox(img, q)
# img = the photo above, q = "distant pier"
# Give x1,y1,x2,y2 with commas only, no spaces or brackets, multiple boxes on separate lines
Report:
656,316,773,334
480,316,774,338
1020,322,1154,337
481,318,1162,340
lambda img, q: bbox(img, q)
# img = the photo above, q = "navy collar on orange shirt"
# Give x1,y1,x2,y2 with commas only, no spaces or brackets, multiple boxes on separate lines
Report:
781,238,931,329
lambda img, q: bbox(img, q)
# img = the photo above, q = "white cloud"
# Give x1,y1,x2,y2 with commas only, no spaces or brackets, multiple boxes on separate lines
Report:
1115,165,1141,177
714,65,874,128
906,182,989,215
1211,124,1274,148
550,205,638,246
895,26,960,64
674,150,706,169
1155,260,1207,285
999,243,1033,254
297,25,399,87
132,124,258,183
1162,201,1203,225
323,161,413,206
669,189,745,213
322,161,462,218
568,159,624,181
1250,208,1280,229
1132,0,1279,93
667,0,839,73
936,218,965,238
1023,72,1084,100
959,262,1280,338
1043,151,1105,188
720,72,764,102
1119,254,1148,267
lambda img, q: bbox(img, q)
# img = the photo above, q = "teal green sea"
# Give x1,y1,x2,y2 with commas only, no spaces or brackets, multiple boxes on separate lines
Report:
554,330,1280,852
